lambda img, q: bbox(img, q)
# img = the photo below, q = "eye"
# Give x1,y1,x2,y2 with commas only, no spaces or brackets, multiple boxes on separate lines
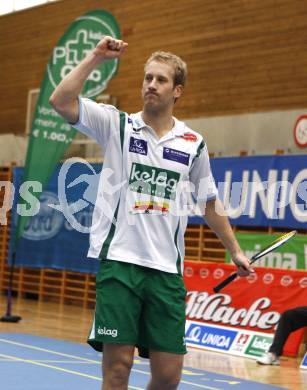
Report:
145,74,153,82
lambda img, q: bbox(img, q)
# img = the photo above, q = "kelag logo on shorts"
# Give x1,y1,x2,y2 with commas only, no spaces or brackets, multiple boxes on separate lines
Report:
185,322,237,351
245,335,273,357
129,163,179,200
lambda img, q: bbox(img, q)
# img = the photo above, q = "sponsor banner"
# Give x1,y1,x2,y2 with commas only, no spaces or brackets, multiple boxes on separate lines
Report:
9,164,101,274
15,9,121,244
184,261,307,357
189,154,307,229
185,320,274,359
300,352,307,369
225,232,307,270
244,334,274,358
185,321,238,352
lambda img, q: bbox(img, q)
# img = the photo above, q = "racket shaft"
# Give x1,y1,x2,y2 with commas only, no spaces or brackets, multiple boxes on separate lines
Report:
213,272,237,293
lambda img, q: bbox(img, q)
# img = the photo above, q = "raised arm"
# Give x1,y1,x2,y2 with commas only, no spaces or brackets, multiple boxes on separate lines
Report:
49,36,128,124
203,198,254,276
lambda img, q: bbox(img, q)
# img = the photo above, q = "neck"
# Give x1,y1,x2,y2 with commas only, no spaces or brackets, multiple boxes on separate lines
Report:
142,107,174,138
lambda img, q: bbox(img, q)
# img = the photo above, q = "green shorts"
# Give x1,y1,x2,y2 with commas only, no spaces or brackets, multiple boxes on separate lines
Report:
87,260,187,358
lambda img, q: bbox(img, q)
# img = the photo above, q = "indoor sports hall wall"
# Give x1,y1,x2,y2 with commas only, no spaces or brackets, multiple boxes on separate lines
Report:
0,1,306,320
1,0,307,139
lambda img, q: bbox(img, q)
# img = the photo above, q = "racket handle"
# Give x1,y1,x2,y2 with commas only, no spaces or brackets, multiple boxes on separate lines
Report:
213,272,238,293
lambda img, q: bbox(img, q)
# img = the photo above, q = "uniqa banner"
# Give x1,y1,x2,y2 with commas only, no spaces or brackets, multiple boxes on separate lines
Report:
225,232,307,270
184,261,307,358
189,155,307,229
15,9,121,244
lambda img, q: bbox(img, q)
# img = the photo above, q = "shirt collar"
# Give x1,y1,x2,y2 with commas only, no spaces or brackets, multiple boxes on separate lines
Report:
172,117,186,136
130,112,146,130
131,112,186,136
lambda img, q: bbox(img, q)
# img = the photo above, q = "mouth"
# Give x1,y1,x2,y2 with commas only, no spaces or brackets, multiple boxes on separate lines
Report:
145,91,158,97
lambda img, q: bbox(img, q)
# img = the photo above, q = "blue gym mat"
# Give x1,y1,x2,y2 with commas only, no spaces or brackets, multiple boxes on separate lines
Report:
0,334,288,390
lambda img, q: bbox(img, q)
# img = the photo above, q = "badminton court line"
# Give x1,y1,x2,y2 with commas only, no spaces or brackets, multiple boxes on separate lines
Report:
0,352,220,390
0,338,221,389
0,338,151,376
0,353,143,390
0,338,98,363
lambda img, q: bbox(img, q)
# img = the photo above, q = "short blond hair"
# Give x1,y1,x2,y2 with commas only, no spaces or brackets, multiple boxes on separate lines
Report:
144,51,187,87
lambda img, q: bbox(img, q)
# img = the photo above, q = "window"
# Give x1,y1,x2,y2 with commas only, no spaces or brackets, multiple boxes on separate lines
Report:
0,0,58,16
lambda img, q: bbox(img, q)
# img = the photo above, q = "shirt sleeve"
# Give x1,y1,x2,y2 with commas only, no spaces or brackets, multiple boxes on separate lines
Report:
189,140,218,207
71,97,120,152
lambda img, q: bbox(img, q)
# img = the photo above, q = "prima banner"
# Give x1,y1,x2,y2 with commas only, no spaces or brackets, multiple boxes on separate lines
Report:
225,232,307,270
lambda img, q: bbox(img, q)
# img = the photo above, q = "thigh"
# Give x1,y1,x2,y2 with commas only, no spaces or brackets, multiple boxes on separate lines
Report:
138,270,187,356
88,260,143,350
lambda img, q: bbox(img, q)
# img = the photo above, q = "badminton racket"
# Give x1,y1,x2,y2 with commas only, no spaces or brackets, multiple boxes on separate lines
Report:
213,230,297,293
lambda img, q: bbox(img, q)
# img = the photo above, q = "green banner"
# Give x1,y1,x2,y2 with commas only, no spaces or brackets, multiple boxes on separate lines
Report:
245,335,274,358
225,232,307,270
15,9,121,244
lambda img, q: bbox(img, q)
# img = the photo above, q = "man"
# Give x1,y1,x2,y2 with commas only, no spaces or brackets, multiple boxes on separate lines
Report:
257,306,307,365
50,36,252,390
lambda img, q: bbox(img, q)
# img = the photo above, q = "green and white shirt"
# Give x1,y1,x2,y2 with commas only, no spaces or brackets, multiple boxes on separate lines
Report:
73,97,217,274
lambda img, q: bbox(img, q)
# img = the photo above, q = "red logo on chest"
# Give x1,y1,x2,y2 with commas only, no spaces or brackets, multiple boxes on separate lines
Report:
181,132,197,142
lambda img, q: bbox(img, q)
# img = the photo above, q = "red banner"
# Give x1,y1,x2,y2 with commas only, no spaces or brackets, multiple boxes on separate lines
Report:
184,261,307,356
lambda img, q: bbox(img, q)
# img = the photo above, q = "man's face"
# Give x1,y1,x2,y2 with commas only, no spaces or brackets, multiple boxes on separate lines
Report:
142,60,182,111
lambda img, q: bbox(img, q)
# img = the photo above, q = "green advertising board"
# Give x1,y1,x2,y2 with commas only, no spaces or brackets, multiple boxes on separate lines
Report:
245,334,274,357
225,233,307,270
15,10,121,244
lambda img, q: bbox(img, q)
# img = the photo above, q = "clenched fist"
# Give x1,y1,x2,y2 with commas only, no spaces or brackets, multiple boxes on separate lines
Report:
93,36,128,61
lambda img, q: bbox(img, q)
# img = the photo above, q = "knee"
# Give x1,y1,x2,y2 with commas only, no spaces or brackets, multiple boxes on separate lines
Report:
151,369,181,389
103,358,133,387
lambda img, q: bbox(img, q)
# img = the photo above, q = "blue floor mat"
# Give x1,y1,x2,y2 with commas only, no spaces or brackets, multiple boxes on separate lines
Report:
0,334,288,390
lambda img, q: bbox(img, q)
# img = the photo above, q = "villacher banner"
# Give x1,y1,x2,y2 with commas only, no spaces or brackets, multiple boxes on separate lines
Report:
184,261,307,358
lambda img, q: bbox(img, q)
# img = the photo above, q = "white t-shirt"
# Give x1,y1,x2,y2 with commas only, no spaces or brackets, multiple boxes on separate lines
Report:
73,97,217,274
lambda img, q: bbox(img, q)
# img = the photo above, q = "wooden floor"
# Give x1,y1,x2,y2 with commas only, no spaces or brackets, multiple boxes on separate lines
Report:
0,294,306,390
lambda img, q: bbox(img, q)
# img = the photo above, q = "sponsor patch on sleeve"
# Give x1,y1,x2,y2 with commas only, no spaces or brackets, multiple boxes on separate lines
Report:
163,147,190,166
129,136,148,155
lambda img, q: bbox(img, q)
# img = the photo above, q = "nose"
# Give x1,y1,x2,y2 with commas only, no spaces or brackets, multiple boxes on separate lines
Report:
148,78,157,89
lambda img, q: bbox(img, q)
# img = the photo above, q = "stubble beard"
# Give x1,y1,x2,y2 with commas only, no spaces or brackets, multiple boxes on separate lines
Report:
143,95,173,118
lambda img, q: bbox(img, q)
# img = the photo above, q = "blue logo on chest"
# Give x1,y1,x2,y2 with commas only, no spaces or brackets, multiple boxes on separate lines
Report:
163,147,190,166
129,137,148,155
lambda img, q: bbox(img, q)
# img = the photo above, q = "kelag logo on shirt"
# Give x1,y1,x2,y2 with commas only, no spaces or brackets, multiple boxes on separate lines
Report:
129,163,180,200
129,137,148,155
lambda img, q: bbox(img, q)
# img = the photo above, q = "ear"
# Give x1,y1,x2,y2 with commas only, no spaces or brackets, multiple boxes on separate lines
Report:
174,84,183,99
